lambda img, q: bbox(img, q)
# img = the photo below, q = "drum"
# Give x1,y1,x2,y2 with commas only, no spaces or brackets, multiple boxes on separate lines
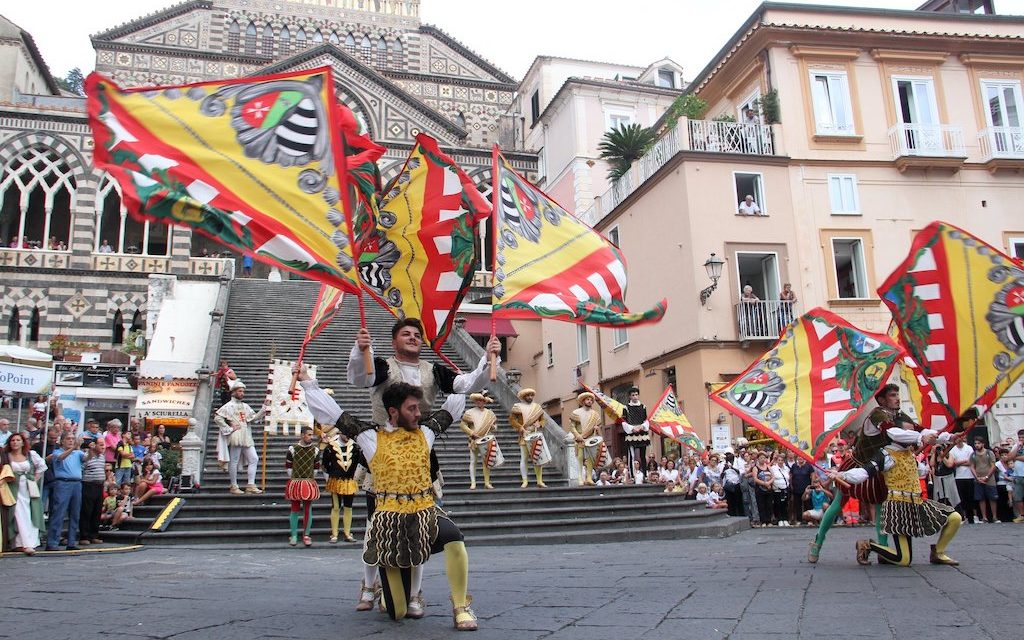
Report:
524,431,552,466
475,434,505,469
582,435,612,467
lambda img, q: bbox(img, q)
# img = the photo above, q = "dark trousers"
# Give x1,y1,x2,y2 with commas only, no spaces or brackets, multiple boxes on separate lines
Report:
996,485,1014,522
724,483,743,516
773,489,789,523
954,478,977,523
755,488,774,525
79,482,104,540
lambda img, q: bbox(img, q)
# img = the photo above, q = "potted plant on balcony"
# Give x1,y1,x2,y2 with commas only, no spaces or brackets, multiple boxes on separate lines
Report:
664,94,707,130
121,329,147,363
64,340,100,362
48,333,71,361
599,123,656,180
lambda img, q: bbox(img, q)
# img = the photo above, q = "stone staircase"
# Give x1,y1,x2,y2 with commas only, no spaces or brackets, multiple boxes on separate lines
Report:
106,279,744,545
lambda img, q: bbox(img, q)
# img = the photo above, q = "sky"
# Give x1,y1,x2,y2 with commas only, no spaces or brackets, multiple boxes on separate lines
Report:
5,0,1024,82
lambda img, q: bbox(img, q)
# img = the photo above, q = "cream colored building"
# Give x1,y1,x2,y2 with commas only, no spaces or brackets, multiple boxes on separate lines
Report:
504,2,1024,453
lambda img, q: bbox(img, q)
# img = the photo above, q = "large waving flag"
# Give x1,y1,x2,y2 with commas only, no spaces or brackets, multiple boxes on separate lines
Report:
711,308,903,463
491,148,666,327
86,68,359,292
358,134,490,348
888,323,955,432
302,285,345,350
879,221,1024,416
578,379,626,421
648,385,704,453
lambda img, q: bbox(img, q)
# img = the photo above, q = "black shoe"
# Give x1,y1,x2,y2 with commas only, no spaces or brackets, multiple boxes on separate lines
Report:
65,546,80,551
45,546,60,552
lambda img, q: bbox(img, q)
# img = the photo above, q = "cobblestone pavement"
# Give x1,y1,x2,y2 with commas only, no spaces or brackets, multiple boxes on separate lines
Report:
2,523,1021,639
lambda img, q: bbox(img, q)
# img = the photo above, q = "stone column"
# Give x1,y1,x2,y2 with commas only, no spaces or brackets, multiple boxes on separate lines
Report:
179,417,204,481
564,432,581,486
18,318,30,348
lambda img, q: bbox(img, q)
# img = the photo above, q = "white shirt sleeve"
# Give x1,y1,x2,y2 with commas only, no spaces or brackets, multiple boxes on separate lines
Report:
299,379,342,425
347,342,377,388
356,431,377,464
451,355,496,394
440,393,466,421
887,427,925,446
840,468,870,484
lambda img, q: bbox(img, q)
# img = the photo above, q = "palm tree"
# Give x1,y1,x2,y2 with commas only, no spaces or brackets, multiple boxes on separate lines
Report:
598,123,657,180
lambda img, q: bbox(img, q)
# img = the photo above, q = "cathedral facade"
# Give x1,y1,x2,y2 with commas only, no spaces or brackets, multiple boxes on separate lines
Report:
1,0,536,353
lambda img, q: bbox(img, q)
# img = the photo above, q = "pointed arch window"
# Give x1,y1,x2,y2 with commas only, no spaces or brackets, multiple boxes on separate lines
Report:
94,173,171,256
280,25,291,52
244,22,257,54
29,307,39,343
312,29,324,44
329,31,340,45
360,34,372,60
344,32,356,55
261,24,274,56
296,28,308,49
7,307,19,342
0,145,75,251
391,37,404,66
376,36,387,67
227,19,240,52
131,309,144,333
112,309,125,345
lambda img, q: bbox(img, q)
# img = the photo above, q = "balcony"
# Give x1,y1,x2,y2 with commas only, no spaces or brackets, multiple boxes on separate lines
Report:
978,126,1024,172
688,119,775,155
0,247,70,269
736,300,798,341
887,123,966,172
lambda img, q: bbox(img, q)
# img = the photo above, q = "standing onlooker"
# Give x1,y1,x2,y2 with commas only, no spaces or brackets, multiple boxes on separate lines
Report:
1012,429,1024,523
789,456,814,523
739,450,759,526
114,432,135,485
242,254,254,277
213,359,237,406
80,418,102,444
995,448,1016,522
770,452,791,526
46,433,86,551
79,438,107,545
753,452,775,526
0,418,11,447
948,433,976,523
970,437,998,524
103,420,122,467
4,433,46,554
721,453,744,517
152,424,172,449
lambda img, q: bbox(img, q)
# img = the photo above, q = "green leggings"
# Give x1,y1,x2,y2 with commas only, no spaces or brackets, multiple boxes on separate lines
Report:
813,489,888,548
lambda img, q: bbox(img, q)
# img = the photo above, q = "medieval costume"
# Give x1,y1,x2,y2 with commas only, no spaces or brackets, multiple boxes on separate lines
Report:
509,388,551,488
809,403,916,562
3,450,46,554
302,379,478,631
835,427,961,567
460,393,502,490
622,387,650,471
569,392,609,486
322,427,364,543
213,380,267,494
285,433,321,547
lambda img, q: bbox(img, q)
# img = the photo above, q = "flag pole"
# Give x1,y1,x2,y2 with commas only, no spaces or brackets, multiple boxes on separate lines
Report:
336,124,374,373
488,144,500,381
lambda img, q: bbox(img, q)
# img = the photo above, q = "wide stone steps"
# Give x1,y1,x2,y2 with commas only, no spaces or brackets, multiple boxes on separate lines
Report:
126,279,739,546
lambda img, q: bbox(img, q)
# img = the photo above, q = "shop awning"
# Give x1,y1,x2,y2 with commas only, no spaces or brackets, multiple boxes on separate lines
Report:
460,316,518,337
74,387,139,401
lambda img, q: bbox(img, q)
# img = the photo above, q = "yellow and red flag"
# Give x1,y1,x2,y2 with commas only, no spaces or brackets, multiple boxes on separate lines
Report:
491,148,666,327
711,308,903,463
302,284,345,348
357,134,490,348
888,323,956,432
879,221,1024,416
86,68,359,293
648,385,704,453
578,380,626,421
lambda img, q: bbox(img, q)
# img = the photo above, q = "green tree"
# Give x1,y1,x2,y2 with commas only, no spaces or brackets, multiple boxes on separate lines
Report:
56,67,85,96
598,123,657,180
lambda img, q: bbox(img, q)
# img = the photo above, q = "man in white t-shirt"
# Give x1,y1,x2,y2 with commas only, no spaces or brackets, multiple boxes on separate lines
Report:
738,195,763,216
948,434,977,523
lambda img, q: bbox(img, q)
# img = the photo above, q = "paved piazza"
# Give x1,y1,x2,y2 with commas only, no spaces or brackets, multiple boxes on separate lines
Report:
3,525,1021,640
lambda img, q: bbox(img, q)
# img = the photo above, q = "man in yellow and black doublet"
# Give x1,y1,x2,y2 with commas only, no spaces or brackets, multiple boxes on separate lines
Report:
321,426,365,543
510,388,550,488
300,374,479,631
285,427,321,547
570,392,607,486
833,425,961,567
460,393,500,490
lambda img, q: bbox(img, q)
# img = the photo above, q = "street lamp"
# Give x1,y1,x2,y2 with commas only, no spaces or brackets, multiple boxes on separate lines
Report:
699,253,726,306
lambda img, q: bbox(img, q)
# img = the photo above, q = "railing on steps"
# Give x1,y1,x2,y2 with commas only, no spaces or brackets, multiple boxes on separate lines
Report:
188,272,234,482
445,325,574,484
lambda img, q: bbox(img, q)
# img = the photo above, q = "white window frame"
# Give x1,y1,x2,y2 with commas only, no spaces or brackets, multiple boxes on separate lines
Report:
734,251,781,301
612,326,629,349
607,225,620,247
732,171,766,215
545,341,554,368
1008,236,1024,260
576,325,589,365
810,70,856,136
830,237,870,300
604,105,635,132
891,75,939,125
827,174,860,215
738,89,762,123
656,68,676,89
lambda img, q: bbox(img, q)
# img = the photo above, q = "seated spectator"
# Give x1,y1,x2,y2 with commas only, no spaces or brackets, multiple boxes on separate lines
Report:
152,424,173,449
101,484,134,530
134,459,164,506
659,460,680,485
98,239,113,253
664,480,684,494
610,461,629,484
703,453,724,488
738,194,763,216
707,483,729,509
694,482,715,507
802,478,833,524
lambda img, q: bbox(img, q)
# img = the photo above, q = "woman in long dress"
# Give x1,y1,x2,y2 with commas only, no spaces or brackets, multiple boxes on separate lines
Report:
4,433,46,555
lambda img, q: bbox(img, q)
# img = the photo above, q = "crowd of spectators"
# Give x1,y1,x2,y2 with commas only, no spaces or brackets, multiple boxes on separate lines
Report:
1,412,177,554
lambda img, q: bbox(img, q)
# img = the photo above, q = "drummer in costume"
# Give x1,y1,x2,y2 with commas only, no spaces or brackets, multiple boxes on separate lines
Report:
829,425,961,567
509,388,550,488
285,426,321,547
213,380,269,495
621,387,650,472
300,370,480,631
808,383,912,563
460,393,501,490
321,424,365,543
570,392,609,486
